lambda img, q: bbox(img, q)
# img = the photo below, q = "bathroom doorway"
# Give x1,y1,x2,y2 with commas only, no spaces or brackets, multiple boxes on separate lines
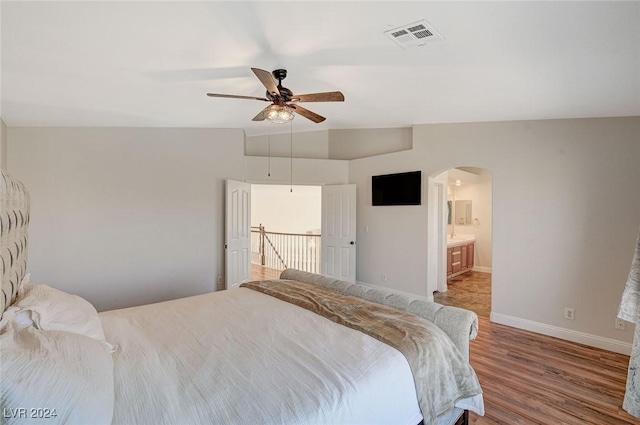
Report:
431,167,493,318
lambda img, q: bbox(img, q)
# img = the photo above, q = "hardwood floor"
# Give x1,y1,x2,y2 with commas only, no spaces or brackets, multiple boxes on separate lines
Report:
470,316,635,424
435,271,637,424
251,263,282,280
252,268,636,423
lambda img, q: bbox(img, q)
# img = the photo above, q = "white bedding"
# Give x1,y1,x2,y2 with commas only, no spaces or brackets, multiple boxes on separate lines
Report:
100,288,422,425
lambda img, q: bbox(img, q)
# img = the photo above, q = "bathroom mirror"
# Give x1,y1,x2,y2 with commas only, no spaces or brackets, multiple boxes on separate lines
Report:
454,200,472,225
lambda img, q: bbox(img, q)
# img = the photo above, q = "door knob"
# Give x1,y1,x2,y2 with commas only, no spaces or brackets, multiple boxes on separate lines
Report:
350,241,355,245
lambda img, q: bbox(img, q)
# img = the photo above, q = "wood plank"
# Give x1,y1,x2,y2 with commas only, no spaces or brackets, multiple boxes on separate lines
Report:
438,272,637,424
470,317,636,424
251,263,282,280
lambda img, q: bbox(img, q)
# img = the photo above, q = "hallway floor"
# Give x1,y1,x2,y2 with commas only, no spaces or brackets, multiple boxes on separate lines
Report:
251,263,282,280
433,271,491,318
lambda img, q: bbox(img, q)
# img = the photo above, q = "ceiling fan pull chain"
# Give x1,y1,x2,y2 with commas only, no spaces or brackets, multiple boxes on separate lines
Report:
290,121,293,193
268,134,271,177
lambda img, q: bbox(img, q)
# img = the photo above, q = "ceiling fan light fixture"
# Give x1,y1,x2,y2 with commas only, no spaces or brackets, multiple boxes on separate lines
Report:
207,68,341,124
266,104,294,124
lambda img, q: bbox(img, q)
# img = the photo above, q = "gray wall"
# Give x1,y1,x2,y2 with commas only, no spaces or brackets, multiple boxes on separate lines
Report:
8,127,245,311
245,131,329,159
0,117,7,171
328,128,412,160
349,117,640,351
7,117,640,353
245,127,412,160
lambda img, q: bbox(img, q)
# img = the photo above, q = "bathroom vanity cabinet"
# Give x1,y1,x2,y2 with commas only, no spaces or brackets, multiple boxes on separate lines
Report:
447,242,475,279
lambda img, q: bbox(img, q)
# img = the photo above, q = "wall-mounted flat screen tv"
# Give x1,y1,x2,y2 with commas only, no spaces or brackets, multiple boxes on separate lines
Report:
372,171,421,206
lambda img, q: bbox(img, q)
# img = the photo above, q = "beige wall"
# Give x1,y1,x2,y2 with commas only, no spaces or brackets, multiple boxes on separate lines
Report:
329,128,412,160
7,127,349,311
246,127,412,160
251,185,321,234
7,117,640,354
244,156,348,186
350,117,640,353
8,127,245,311
245,131,329,159
0,117,7,171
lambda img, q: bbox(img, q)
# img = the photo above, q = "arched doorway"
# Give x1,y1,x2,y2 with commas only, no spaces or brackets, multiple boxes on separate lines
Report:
427,166,493,318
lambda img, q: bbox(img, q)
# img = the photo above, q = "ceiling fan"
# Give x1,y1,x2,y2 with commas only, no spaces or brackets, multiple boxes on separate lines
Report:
206,68,344,124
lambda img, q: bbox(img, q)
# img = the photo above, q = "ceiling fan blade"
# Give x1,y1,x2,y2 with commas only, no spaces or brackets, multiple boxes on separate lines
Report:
252,106,270,122
289,104,326,123
251,68,280,96
207,93,269,101
291,91,345,103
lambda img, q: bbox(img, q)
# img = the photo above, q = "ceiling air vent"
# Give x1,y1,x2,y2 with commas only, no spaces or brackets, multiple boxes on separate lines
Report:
384,20,444,49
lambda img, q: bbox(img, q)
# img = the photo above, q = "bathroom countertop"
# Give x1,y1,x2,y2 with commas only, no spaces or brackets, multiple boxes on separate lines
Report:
447,234,475,248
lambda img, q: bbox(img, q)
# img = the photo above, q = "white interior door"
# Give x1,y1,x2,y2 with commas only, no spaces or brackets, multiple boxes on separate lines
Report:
225,180,251,289
321,184,356,282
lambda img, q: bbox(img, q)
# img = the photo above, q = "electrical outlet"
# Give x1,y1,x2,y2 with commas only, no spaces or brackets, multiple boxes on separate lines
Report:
381,273,388,282
217,276,223,285
564,307,575,320
615,318,626,331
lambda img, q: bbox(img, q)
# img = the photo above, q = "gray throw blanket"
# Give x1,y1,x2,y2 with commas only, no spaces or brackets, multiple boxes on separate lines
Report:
618,227,640,417
241,279,482,425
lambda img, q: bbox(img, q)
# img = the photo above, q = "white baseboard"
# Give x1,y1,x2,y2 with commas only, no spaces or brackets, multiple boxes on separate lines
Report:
472,266,492,273
491,312,632,356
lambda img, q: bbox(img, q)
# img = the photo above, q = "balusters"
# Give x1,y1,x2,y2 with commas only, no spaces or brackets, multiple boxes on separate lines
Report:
250,227,321,275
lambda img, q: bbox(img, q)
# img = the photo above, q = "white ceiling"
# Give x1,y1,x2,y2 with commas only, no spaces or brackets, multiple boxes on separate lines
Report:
2,1,639,135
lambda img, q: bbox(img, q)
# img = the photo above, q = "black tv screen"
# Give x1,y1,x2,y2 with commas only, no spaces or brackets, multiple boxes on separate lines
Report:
372,171,421,206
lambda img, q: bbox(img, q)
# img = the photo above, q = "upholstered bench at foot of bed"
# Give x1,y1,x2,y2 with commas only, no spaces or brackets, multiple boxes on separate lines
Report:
278,268,479,363
278,269,476,425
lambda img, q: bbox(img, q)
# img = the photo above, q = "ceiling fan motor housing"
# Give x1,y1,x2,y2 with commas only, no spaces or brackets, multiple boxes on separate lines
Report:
206,67,343,123
272,69,287,81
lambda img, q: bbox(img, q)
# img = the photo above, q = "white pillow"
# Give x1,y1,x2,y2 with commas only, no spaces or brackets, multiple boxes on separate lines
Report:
13,284,114,350
20,272,31,289
0,323,115,425
0,306,36,332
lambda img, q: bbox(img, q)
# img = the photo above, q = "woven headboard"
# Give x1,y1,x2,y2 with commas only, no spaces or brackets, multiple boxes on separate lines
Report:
1,171,30,316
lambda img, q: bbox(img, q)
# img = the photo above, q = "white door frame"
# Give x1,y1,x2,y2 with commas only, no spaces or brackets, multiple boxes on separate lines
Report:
436,181,448,292
427,174,448,296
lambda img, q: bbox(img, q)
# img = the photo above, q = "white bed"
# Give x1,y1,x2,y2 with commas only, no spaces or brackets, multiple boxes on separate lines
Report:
100,288,424,425
0,170,483,425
